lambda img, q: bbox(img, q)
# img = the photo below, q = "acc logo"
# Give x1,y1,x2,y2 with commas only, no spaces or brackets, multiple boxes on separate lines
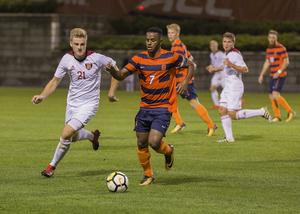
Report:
85,63,92,70
161,64,166,71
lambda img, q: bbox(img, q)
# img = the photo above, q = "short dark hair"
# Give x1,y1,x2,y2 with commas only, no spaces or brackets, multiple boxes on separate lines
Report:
146,27,163,39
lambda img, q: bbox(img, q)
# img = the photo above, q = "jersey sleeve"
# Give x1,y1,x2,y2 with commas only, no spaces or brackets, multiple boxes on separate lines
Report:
233,53,247,67
124,55,139,74
98,55,116,73
173,52,185,68
54,54,69,78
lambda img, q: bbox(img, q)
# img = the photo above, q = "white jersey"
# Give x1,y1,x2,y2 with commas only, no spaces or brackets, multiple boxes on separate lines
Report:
55,51,116,108
210,50,223,69
223,48,247,91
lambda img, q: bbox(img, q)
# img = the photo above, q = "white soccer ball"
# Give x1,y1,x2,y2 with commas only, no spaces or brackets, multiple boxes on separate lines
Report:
106,171,129,193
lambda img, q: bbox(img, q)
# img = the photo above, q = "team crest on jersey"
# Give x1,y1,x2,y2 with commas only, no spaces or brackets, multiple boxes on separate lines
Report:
161,64,166,71
85,63,92,70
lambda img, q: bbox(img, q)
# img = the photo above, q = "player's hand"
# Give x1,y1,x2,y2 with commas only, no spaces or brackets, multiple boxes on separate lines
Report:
224,58,233,67
176,82,187,95
273,72,280,79
206,65,213,71
108,95,119,102
105,62,114,72
31,95,45,105
258,75,263,84
208,67,217,73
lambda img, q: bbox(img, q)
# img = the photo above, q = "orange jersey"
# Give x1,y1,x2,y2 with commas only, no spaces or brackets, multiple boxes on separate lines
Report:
124,49,185,112
171,39,193,84
266,42,288,77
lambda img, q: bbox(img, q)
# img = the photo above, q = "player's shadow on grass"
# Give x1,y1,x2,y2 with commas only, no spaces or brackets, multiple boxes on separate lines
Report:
159,176,223,185
77,169,138,177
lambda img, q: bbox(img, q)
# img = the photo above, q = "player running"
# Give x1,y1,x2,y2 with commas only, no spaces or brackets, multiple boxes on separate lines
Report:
166,23,217,136
106,27,194,185
258,30,296,122
210,32,272,142
32,28,119,177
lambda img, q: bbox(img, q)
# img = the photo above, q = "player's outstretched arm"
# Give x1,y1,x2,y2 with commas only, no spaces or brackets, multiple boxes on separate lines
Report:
31,76,62,105
105,62,131,81
108,77,119,102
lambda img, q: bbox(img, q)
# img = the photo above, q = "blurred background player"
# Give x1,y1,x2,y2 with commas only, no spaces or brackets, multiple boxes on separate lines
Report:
167,23,217,136
123,50,134,92
258,30,296,122
213,32,272,142
205,40,225,109
31,28,119,177
106,27,194,185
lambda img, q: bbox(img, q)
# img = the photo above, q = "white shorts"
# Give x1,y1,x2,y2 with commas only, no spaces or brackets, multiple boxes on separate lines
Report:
219,88,243,111
211,71,225,88
65,104,98,126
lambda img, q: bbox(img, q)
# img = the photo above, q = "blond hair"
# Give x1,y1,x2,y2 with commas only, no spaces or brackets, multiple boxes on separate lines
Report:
210,40,218,46
268,30,278,36
223,32,235,42
70,28,88,41
166,23,180,33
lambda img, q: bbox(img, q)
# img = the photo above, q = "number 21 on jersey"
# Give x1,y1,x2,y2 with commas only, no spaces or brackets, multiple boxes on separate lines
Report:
78,71,86,80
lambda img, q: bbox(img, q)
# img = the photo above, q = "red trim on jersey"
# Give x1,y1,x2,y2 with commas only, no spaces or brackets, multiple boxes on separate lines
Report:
231,48,242,55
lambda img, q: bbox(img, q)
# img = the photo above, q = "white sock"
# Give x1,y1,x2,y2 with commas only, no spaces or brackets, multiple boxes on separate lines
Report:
211,90,219,106
236,109,263,119
50,138,71,167
77,129,93,141
221,115,234,140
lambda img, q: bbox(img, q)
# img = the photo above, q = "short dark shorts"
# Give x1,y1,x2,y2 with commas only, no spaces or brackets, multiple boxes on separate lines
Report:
269,75,286,94
178,82,198,100
134,107,172,137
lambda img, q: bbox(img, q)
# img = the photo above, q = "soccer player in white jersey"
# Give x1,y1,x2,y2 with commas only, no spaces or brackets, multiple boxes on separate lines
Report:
209,32,272,142
205,40,225,109
31,28,119,177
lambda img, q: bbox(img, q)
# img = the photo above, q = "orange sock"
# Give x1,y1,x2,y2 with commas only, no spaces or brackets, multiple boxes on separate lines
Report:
276,96,293,113
196,104,214,128
172,107,183,125
137,147,153,177
155,140,172,155
271,99,281,119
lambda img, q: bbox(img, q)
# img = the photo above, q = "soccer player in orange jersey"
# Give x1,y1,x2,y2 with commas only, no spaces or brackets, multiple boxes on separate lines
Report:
105,27,194,185
258,30,296,122
166,23,217,136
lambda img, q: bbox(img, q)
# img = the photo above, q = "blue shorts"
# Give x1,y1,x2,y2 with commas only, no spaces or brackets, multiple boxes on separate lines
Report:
178,82,198,100
269,76,286,94
134,107,172,136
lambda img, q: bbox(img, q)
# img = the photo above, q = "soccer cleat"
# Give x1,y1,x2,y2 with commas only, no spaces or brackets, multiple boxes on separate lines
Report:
139,175,155,185
90,130,101,150
210,105,219,109
170,122,186,133
262,107,272,123
165,144,174,170
41,165,55,178
206,124,218,137
217,137,235,143
272,117,282,122
286,111,296,122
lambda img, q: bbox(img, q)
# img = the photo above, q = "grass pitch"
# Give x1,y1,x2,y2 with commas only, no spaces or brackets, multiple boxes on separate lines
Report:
0,87,299,214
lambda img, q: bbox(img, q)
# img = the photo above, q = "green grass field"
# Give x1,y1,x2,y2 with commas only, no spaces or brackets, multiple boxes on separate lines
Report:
0,87,299,214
